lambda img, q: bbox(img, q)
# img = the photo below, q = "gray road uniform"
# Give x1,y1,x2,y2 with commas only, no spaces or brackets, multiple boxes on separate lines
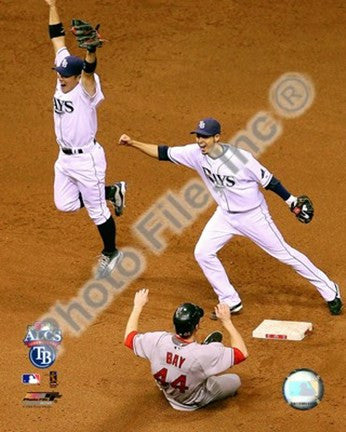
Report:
125,330,244,411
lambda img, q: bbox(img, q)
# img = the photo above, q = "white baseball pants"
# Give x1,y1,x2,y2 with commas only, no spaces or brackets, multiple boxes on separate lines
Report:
194,202,337,306
54,143,111,225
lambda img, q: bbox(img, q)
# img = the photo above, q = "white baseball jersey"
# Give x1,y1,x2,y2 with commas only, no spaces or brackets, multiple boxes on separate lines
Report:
168,144,273,212
130,331,236,411
169,143,338,306
53,47,104,149
52,47,111,226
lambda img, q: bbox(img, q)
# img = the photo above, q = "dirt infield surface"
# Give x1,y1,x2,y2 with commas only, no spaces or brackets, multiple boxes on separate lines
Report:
1,0,345,431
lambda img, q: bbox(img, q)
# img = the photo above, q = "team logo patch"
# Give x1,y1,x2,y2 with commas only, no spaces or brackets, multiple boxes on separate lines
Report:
22,373,41,385
199,120,205,129
23,321,62,369
61,58,68,68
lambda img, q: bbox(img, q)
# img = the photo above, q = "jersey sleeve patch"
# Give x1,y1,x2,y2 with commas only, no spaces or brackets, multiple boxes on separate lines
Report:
124,331,138,350
245,153,273,187
261,171,273,188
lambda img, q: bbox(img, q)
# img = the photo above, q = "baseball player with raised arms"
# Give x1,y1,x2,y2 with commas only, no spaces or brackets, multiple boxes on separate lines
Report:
119,118,342,316
44,0,126,279
124,289,248,411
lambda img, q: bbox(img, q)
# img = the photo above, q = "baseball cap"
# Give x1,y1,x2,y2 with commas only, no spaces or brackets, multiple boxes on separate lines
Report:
52,55,84,77
190,117,221,136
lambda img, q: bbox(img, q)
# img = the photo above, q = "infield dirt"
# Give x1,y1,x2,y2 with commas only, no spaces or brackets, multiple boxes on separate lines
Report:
1,1,345,431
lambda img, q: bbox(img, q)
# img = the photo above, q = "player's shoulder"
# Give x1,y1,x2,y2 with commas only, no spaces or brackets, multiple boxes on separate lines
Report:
195,342,230,358
170,143,199,151
133,330,167,347
223,143,255,159
137,330,167,339
167,143,200,162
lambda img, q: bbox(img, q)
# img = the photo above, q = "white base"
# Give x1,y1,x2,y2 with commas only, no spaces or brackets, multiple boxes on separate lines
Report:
252,319,313,341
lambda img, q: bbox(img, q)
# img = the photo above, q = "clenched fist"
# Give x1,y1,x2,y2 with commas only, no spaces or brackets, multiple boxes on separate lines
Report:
119,134,133,146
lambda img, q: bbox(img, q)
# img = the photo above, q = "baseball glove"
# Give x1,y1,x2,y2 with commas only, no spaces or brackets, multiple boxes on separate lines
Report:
71,19,105,51
291,195,314,224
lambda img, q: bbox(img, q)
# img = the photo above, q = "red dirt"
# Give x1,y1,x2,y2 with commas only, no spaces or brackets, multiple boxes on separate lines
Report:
1,1,345,431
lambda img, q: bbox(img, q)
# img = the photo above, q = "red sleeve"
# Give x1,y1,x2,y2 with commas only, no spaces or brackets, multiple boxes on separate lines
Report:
124,331,138,350
233,348,246,364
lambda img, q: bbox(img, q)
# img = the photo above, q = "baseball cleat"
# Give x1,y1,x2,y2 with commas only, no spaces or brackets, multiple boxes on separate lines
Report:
327,284,343,315
327,297,343,315
202,331,223,344
94,250,123,279
209,302,243,320
109,181,127,216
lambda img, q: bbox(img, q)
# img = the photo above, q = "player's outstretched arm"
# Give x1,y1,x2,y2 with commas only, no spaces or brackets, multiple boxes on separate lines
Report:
71,20,104,96
119,134,159,159
81,50,97,97
44,0,65,54
124,289,149,341
215,304,248,358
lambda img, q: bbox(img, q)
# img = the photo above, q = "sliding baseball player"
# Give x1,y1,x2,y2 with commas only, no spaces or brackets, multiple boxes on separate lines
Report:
124,289,248,411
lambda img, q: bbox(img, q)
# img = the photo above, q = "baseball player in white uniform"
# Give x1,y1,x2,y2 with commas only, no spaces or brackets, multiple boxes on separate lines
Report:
119,118,342,316
124,289,248,411
44,0,126,279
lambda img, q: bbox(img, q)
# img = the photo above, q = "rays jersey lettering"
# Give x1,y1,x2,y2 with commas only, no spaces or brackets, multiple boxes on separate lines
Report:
52,47,104,148
167,143,273,212
202,167,236,188
53,97,74,114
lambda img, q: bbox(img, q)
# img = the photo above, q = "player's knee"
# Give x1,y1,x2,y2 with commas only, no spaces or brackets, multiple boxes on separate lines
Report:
234,374,241,390
194,244,213,264
86,207,111,225
54,197,80,213
227,374,241,396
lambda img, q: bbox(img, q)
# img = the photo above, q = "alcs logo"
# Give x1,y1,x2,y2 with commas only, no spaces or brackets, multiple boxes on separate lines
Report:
23,321,62,369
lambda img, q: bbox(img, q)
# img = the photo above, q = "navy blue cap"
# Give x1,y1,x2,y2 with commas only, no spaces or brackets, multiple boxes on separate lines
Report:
190,118,221,136
53,55,83,77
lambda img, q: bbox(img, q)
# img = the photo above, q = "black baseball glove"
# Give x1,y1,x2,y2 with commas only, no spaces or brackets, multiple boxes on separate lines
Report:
291,195,314,224
71,19,105,52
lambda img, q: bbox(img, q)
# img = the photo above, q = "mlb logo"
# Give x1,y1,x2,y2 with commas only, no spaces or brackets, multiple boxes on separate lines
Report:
22,373,41,385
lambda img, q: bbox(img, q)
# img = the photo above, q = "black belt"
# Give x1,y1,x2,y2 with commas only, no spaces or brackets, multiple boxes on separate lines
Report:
61,139,96,155
62,148,83,155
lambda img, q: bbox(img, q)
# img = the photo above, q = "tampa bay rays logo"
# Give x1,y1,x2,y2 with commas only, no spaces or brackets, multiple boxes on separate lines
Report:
23,321,62,369
202,167,236,188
